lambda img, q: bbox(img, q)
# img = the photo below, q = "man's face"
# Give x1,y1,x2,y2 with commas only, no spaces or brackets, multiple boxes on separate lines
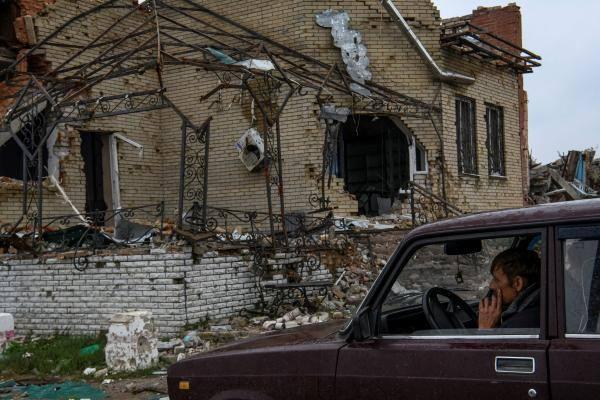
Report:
489,265,519,306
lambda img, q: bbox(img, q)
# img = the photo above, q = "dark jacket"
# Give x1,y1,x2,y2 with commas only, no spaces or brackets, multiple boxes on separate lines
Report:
501,284,540,329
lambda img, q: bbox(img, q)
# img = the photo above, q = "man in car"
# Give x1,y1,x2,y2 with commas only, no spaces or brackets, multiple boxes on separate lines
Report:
478,248,541,329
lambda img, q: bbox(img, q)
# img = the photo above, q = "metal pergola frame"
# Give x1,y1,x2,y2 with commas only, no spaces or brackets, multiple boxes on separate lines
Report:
0,0,444,242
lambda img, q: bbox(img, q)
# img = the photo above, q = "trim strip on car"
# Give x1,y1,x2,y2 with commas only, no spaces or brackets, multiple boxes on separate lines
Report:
380,335,539,340
565,334,600,339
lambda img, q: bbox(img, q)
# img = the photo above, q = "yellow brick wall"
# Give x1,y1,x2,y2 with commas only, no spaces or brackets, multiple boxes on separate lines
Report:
0,1,165,225
0,0,526,227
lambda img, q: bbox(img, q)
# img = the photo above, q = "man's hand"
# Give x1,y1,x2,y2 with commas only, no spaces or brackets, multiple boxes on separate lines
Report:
478,289,502,329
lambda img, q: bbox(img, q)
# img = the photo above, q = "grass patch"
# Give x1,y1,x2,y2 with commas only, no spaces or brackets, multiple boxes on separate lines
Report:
0,334,107,377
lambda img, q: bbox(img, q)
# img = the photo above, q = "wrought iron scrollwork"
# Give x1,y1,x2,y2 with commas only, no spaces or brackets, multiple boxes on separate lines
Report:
59,90,168,122
408,181,465,227
25,203,166,271
178,117,212,230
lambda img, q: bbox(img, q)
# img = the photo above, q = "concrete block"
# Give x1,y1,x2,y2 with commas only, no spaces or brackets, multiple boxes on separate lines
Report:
0,313,15,352
104,311,159,372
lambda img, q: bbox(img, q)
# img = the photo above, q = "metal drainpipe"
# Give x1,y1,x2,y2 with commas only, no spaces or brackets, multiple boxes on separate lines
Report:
380,0,475,85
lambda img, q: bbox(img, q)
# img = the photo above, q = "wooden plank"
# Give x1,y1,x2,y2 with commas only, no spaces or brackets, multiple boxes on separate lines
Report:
548,169,583,200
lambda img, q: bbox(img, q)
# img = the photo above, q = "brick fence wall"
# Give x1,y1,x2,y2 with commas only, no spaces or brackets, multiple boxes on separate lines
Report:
0,248,333,337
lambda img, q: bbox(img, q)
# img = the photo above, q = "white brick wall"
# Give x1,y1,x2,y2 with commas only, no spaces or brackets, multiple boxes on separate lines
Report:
0,248,333,337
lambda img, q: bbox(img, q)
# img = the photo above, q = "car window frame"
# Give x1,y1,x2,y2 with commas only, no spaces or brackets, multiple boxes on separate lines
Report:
555,223,600,340
371,227,549,341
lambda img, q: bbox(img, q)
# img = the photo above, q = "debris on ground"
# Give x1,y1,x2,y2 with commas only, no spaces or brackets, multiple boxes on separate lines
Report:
530,149,598,203
0,380,106,400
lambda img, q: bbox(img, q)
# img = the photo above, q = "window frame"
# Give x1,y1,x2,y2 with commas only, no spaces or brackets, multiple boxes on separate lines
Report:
557,224,600,339
414,142,428,174
373,227,548,340
455,96,478,176
485,103,506,177
0,134,50,182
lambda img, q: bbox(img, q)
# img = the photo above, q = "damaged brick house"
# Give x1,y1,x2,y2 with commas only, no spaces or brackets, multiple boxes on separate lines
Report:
0,0,542,337
0,0,541,231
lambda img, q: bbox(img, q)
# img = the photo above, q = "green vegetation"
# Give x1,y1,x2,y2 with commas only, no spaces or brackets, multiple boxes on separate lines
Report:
0,335,106,377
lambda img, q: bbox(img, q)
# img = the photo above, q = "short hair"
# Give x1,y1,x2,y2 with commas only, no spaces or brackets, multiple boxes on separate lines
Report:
491,248,541,285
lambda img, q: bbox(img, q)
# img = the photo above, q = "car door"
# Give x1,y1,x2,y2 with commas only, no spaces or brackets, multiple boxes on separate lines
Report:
336,230,550,400
549,224,600,399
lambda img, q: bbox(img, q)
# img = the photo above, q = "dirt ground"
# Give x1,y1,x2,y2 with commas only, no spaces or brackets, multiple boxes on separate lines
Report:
96,375,168,400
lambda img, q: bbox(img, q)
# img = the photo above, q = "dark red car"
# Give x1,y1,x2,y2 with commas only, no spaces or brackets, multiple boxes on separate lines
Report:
168,199,600,400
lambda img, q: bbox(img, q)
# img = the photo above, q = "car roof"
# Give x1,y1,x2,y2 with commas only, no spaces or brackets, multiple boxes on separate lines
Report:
405,199,600,241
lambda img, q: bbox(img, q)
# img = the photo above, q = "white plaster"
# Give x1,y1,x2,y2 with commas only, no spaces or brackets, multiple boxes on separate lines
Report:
105,311,159,372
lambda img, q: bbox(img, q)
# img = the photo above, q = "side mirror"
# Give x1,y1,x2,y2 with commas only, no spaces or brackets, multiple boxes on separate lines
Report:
351,306,372,341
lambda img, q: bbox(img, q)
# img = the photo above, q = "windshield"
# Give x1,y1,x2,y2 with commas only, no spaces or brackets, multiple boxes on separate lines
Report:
382,237,519,313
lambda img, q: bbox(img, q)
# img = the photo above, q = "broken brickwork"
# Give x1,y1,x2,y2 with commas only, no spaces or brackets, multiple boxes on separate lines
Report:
0,247,334,337
0,0,540,245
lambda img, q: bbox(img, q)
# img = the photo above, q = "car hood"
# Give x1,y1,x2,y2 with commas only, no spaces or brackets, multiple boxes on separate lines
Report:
204,319,346,354
168,320,349,399
169,319,347,375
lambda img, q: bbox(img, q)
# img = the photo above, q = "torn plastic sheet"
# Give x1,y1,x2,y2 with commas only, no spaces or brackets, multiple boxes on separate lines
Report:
2,381,106,400
234,59,275,71
334,218,396,231
206,47,237,64
316,9,373,86
235,128,265,171
114,219,155,243
205,47,274,71
349,82,372,97
320,104,351,122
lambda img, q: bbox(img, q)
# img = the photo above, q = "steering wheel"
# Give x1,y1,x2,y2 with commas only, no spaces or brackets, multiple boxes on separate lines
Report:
422,287,478,330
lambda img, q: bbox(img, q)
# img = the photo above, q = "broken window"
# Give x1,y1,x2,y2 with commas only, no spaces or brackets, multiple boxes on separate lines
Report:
486,104,505,177
456,97,478,175
339,116,410,216
0,123,49,181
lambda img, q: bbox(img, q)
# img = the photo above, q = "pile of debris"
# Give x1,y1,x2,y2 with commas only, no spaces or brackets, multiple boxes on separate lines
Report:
530,149,599,204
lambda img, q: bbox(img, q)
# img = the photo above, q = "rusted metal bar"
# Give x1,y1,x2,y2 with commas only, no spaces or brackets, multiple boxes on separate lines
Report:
21,152,28,217
274,119,288,246
58,33,158,106
467,22,542,60
162,95,200,131
55,41,156,75
178,121,187,230
60,14,156,83
36,127,44,237
316,63,337,103
243,76,273,127
157,1,256,49
201,119,212,225
199,83,243,102
3,78,33,126
157,4,252,56
49,5,140,76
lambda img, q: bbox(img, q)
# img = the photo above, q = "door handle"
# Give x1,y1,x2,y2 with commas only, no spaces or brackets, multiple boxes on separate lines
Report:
495,356,535,374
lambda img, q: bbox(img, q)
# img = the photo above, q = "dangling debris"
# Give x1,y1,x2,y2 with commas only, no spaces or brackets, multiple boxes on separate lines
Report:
316,9,373,95
319,104,351,123
235,128,265,172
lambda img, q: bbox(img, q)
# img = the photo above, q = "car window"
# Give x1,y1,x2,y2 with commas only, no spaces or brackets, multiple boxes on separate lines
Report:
380,235,542,337
563,237,600,335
